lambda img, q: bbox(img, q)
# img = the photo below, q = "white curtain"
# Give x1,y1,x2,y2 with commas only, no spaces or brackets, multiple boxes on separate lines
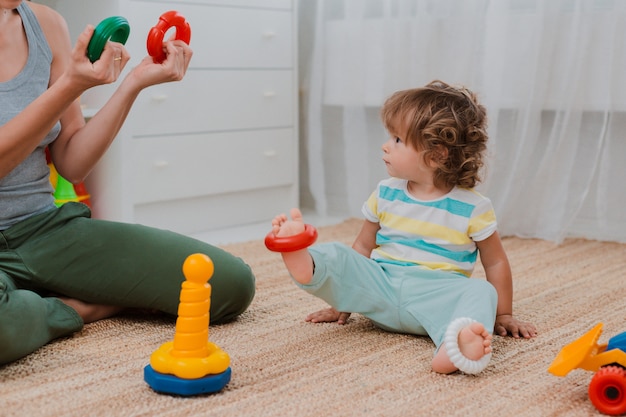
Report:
298,0,626,243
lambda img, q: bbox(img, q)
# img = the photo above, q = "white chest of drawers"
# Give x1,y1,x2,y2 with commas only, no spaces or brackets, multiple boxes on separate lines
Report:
39,0,298,235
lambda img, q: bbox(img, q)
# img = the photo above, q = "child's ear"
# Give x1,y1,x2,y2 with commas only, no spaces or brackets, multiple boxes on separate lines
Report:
430,145,449,164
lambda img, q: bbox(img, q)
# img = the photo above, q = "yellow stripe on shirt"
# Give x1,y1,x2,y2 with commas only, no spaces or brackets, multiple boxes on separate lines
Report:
373,247,472,276
468,209,496,237
379,211,472,246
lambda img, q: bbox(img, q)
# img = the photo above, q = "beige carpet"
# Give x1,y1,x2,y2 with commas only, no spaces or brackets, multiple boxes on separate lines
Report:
1,218,625,417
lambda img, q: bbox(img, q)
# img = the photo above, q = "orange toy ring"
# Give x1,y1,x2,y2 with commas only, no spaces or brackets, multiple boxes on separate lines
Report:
265,224,318,253
147,10,191,63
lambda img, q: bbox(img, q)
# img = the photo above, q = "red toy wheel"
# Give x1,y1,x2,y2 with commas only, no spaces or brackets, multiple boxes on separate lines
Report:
265,224,318,253
589,366,626,416
147,11,191,63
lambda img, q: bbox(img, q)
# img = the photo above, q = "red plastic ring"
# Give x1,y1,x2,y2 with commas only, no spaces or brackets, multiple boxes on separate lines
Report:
265,224,318,253
147,11,191,63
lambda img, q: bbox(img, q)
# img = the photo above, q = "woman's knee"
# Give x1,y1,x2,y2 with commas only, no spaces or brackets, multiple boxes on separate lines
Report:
209,256,256,323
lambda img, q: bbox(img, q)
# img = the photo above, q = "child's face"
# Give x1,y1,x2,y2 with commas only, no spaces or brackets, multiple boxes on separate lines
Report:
381,128,435,183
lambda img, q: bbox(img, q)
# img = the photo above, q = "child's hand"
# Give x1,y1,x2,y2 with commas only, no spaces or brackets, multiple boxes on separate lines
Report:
494,314,537,338
306,307,351,324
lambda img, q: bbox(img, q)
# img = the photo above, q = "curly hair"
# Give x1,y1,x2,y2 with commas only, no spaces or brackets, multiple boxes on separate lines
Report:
380,80,488,189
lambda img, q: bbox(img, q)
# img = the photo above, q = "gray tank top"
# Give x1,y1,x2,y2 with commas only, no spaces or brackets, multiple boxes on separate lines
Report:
0,3,60,230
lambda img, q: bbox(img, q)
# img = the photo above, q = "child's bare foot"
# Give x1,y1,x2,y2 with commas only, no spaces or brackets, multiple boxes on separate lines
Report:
271,208,305,237
270,208,315,284
458,321,492,360
58,297,124,324
432,319,492,374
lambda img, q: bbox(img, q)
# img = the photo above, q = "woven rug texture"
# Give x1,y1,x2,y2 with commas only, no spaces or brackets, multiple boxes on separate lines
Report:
1,218,625,417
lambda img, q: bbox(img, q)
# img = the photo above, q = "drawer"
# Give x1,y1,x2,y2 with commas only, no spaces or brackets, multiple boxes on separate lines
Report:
134,185,297,235
129,69,294,136
126,1,293,68
199,1,291,9
131,128,296,204
129,0,292,10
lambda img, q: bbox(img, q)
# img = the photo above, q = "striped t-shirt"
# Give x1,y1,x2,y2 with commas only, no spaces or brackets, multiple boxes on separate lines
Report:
362,177,497,277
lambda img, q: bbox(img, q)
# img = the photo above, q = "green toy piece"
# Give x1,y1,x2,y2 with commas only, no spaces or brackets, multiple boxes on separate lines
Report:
53,175,79,207
87,16,130,63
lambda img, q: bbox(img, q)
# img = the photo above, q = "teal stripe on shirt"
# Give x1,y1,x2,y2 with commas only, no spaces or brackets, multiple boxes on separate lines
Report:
376,234,478,264
379,186,475,218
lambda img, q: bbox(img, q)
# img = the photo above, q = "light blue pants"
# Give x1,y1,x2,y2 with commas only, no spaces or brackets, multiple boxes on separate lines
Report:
299,243,498,348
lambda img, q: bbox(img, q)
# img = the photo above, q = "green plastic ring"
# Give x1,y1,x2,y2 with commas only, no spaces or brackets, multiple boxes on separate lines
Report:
87,16,130,63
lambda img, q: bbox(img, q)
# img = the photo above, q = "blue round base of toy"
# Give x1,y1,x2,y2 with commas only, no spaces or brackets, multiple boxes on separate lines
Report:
144,365,231,396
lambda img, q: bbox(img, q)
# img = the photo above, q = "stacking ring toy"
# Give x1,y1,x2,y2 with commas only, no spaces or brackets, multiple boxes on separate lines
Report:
87,16,130,63
147,11,191,63
265,224,318,253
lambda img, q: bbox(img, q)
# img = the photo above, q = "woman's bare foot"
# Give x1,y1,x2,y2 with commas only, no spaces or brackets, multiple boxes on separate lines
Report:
58,297,124,324
305,307,352,324
270,208,315,284
432,321,492,374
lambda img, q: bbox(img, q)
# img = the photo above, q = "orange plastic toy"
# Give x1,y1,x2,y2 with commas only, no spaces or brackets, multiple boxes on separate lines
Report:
549,323,626,415
144,253,231,395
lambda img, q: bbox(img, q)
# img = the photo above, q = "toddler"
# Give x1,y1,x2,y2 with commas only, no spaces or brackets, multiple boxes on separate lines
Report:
268,80,536,374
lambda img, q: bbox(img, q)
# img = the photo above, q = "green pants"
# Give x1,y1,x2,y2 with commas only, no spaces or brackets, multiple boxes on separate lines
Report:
0,203,255,365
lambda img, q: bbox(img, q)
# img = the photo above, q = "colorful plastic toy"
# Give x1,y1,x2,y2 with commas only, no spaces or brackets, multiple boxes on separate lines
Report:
549,323,626,415
46,149,91,208
264,224,318,252
147,11,191,63
87,16,130,62
52,174,80,207
144,253,231,396
71,181,92,207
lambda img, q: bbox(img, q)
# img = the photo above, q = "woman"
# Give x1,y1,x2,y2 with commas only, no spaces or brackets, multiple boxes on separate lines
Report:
0,0,255,365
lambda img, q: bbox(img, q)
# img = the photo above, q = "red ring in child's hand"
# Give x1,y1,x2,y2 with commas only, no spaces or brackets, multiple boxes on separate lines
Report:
265,224,318,253
147,11,191,63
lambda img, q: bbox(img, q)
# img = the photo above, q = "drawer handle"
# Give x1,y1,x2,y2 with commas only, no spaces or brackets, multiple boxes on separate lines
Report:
262,31,276,39
263,91,277,98
263,150,277,157
154,160,170,168
151,94,168,102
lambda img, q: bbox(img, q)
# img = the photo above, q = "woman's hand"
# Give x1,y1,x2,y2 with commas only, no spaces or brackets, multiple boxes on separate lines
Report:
126,39,193,90
65,25,130,90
